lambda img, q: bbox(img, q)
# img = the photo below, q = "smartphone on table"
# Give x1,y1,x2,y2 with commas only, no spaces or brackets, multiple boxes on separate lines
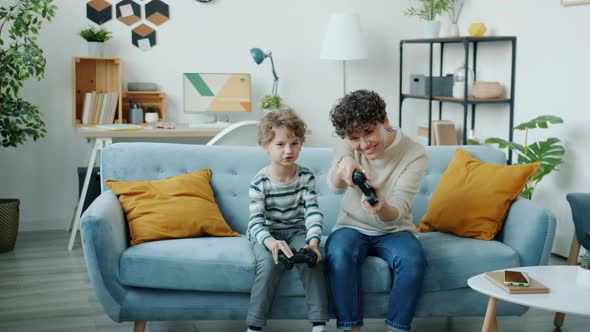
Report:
503,270,530,287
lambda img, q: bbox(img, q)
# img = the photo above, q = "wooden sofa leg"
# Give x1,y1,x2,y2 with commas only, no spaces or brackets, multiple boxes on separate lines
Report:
554,312,565,329
134,321,146,332
554,234,581,329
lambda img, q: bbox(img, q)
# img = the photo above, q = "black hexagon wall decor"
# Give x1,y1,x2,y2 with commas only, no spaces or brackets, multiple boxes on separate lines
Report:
116,0,141,26
87,0,112,25
145,0,170,26
132,24,157,51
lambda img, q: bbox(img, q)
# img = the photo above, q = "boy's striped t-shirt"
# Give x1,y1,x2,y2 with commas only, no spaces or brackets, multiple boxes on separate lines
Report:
247,165,324,247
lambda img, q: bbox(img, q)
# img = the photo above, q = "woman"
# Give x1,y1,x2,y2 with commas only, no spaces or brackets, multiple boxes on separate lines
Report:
325,90,428,332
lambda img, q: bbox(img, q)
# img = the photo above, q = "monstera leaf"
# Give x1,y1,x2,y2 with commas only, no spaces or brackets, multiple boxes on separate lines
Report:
485,115,565,199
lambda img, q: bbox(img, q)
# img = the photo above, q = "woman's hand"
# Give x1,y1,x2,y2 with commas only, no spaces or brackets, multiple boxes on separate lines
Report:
264,238,294,264
360,184,384,215
337,156,371,187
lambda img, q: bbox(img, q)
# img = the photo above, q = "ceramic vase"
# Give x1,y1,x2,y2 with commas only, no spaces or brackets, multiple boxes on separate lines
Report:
449,23,460,37
424,20,440,38
576,266,590,291
87,42,104,57
145,112,159,124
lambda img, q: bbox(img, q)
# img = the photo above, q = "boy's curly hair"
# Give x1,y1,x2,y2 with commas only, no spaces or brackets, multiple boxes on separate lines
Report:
258,109,307,145
329,90,387,138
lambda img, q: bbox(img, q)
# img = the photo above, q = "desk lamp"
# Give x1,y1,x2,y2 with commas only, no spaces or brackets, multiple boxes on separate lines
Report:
320,13,368,95
250,48,279,95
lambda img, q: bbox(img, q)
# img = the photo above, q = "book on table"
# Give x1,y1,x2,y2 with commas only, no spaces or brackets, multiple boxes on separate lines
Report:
484,271,550,294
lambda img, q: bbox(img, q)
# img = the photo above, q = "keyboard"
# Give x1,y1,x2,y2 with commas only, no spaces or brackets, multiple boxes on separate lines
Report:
187,122,233,130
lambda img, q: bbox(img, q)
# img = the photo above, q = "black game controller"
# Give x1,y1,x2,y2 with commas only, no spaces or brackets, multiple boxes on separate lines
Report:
352,169,379,206
278,248,318,270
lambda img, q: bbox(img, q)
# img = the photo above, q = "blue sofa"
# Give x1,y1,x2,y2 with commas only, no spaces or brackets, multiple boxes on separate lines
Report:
80,143,556,331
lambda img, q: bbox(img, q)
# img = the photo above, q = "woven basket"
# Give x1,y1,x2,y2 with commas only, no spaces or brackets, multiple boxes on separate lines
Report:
472,81,503,99
0,199,19,253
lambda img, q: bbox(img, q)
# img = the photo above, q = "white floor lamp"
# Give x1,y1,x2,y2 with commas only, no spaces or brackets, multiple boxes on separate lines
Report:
320,12,368,96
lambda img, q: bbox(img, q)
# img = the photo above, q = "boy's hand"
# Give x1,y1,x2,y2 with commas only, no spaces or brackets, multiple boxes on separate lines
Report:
264,238,293,264
361,184,384,215
304,241,322,264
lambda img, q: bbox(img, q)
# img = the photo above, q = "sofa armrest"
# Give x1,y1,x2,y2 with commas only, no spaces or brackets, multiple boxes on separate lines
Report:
80,191,129,322
497,197,556,267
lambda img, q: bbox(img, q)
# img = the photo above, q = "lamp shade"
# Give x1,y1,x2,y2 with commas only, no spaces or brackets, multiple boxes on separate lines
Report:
250,48,266,64
320,13,368,61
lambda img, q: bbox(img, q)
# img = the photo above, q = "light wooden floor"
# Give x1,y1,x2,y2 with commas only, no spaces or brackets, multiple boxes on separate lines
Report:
0,231,588,332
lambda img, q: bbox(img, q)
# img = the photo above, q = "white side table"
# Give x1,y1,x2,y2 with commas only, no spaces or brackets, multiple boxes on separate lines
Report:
468,266,589,332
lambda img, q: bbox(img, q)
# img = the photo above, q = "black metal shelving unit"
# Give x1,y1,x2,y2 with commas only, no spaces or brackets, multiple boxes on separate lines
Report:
398,36,517,163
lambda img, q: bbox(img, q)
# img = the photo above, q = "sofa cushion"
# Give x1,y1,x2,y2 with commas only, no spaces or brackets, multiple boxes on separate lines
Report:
120,235,392,294
419,231,520,293
106,169,239,246
417,148,539,240
120,236,256,293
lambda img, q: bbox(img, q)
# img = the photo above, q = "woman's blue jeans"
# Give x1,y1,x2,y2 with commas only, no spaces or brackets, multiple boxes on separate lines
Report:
325,228,427,332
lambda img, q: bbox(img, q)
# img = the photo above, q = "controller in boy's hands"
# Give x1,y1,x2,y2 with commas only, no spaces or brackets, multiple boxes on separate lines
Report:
278,248,318,270
352,169,379,206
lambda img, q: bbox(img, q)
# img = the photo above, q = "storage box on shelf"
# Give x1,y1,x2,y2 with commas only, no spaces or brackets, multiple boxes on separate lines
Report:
121,91,167,123
72,57,122,126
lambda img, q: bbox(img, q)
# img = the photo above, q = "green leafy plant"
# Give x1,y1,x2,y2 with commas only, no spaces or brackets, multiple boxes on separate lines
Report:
79,26,112,42
259,94,283,110
580,252,590,270
145,104,158,113
0,0,57,148
485,115,565,199
404,0,452,21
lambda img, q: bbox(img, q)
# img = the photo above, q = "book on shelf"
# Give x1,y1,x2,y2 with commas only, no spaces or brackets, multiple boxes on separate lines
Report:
99,93,108,124
82,91,118,125
108,92,118,124
88,91,98,125
91,92,102,124
81,92,92,125
433,120,457,145
417,121,457,145
416,123,434,145
484,271,550,294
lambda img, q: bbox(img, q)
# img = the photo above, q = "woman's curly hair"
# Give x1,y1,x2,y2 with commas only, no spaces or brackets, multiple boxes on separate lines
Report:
258,108,307,145
329,90,387,138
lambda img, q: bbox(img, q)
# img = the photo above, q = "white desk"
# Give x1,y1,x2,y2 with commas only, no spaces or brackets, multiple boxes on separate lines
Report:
67,125,229,251
468,266,589,332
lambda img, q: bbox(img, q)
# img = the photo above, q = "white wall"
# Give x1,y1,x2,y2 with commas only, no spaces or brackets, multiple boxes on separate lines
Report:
1,0,588,256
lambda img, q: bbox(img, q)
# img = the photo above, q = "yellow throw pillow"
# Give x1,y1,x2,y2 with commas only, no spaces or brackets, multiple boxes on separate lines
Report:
106,169,239,246
417,148,539,240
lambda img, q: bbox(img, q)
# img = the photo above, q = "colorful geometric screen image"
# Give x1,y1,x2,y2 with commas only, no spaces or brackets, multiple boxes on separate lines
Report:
183,73,252,113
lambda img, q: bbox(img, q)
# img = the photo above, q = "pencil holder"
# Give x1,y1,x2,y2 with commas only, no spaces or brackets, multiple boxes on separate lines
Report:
129,108,144,124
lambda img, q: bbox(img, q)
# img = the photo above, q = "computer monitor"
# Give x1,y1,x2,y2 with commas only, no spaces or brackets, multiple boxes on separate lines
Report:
183,73,252,115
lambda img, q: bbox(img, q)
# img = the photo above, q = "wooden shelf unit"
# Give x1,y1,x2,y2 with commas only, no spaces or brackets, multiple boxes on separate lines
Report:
121,91,167,123
72,57,122,126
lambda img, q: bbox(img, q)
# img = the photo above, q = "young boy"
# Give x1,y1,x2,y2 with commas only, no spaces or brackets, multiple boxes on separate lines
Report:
246,109,329,332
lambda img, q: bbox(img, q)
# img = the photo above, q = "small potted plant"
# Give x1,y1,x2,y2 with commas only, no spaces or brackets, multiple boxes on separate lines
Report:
577,252,590,290
144,104,159,124
404,0,452,38
259,94,283,112
79,26,112,57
